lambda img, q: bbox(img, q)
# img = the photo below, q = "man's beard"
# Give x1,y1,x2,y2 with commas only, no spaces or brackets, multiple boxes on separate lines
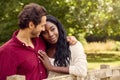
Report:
31,31,40,38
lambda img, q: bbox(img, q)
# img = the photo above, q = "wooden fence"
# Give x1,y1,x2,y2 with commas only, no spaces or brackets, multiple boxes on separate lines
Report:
7,65,120,80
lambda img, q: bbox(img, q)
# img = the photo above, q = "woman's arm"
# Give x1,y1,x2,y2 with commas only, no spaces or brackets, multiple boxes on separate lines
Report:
50,66,69,74
69,41,87,77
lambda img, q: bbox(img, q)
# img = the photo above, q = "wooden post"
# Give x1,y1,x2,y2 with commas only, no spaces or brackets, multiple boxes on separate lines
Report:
100,64,110,69
100,64,110,80
7,75,25,80
43,75,77,80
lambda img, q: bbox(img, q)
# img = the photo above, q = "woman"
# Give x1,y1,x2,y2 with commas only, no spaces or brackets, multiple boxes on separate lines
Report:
39,15,87,78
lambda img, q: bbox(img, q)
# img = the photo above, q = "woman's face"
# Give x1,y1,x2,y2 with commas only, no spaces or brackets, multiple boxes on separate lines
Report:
42,21,59,44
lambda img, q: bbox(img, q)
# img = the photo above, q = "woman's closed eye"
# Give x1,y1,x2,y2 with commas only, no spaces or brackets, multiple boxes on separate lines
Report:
50,27,55,31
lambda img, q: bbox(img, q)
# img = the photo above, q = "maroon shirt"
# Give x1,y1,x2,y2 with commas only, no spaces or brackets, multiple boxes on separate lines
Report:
0,31,47,80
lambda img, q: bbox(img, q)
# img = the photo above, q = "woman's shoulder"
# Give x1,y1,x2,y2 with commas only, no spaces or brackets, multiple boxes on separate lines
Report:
70,41,83,50
69,41,85,57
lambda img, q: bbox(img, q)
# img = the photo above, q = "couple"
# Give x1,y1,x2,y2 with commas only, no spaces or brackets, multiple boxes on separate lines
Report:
0,3,87,80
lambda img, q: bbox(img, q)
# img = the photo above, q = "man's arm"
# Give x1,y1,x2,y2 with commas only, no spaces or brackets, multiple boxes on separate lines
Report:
0,49,17,80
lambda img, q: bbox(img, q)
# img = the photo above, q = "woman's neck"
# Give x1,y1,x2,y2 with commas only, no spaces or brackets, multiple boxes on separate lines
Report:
47,44,57,58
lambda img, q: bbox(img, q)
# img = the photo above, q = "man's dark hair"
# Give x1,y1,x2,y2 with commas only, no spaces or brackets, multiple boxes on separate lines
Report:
43,15,71,67
18,3,47,29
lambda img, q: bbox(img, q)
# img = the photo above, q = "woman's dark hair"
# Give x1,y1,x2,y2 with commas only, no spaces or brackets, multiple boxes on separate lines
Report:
45,15,71,67
18,3,47,29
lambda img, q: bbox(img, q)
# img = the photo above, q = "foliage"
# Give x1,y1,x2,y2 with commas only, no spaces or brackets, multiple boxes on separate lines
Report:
84,0,120,42
0,0,120,43
0,0,22,42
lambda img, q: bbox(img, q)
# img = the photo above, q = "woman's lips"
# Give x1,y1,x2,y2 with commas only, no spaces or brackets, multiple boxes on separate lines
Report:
50,37,56,42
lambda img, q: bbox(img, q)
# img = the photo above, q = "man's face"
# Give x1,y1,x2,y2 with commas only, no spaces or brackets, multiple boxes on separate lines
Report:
31,16,46,38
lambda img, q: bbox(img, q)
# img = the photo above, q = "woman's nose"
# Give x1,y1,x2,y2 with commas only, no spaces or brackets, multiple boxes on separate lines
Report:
48,31,53,37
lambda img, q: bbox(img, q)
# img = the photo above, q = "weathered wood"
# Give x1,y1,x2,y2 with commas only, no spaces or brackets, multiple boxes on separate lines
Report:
100,64,111,80
110,76,120,80
100,64,110,69
43,75,77,80
7,75,25,80
6,65,120,80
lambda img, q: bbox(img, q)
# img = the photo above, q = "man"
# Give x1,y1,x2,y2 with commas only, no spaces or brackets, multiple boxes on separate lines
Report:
0,3,47,80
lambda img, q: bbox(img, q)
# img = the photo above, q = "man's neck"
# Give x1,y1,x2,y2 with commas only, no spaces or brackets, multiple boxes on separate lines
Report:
16,29,34,49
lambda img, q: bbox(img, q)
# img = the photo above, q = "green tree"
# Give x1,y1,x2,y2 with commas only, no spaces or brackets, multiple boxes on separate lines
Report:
0,0,120,44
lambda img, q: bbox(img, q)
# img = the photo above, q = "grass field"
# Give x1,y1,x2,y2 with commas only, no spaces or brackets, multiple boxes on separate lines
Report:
83,40,120,69
88,61,120,70
87,52,120,69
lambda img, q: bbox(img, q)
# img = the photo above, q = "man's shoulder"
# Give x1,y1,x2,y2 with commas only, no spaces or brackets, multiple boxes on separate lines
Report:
35,37,43,41
34,37,45,43
33,37,46,50
0,39,14,51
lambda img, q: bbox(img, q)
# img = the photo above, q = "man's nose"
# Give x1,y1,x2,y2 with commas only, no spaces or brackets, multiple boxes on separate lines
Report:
42,26,45,31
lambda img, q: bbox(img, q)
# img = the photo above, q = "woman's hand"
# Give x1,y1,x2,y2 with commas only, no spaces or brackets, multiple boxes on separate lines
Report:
38,51,69,73
67,36,77,45
38,50,53,71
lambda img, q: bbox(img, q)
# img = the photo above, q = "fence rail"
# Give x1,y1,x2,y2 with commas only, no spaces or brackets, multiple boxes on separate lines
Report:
7,65,120,80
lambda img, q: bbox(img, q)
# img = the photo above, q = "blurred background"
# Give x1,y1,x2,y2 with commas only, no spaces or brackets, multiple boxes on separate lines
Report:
0,0,120,69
